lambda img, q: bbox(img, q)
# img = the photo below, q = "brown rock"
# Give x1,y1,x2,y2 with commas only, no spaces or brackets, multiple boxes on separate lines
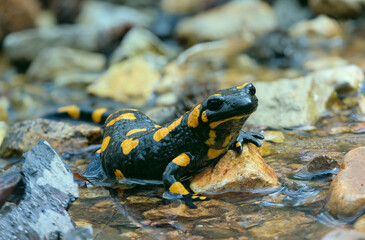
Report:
307,154,339,172
322,229,365,240
161,0,211,15
0,0,39,41
263,130,285,143
309,0,365,18
190,144,280,194
326,147,365,218
0,118,101,158
353,215,365,232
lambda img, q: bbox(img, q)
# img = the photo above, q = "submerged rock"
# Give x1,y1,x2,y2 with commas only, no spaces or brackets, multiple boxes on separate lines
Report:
3,25,100,62
326,147,365,219
87,56,161,106
293,154,339,180
27,47,106,82
176,0,277,45
0,118,101,158
248,65,364,128
190,144,280,194
0,141,88,240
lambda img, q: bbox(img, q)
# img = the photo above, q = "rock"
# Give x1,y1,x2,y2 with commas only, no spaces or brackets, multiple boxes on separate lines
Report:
329,123,365,135
289,15,343,42
110,27,176,64
145,106,177,125
0,141,84,240
54,72,101,88
272,0,312,30
190,144,280,194
0,97,9,122
309,0,365,18
49,0,84,24
354,215,365,231
263,131,285,143
3,25,100,62
126,196,161,204
0,168,22,208
322,229,365,240
247,65,364,128
0,0,40,41
87,56,161,106
0,118,101,158
293,154,339,180
143,199,237,219
76,1,151,41
326,147,365,219
27,47,106,82
155,93,178,107
176,0,278,45
303,56,349,72
358,94,365,115
161,0,211,15
0,122,7,146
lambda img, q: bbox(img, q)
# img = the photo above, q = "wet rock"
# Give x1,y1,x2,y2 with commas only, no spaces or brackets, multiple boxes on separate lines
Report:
0,0,40,41
263,130,285,143
87,56,161,106
143,199,237,219
126,196,161,204
353,215,365,231
176,0,277,45
0,141,84,240
303,56,349,71
161,0,211,15
289,15,343,43
110,27,175,64
247,65,364,128
322,229,365,240
0,118,101,158
329,123,365,135
190,144,280,194
27,47,106,82
293,154,339,180
76,1,151,41
326,147,365,219
0,168,22,208
3,25,100,62
309,0,365,18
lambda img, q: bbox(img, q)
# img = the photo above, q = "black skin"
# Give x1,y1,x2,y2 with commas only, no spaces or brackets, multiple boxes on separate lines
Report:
55,83,264,208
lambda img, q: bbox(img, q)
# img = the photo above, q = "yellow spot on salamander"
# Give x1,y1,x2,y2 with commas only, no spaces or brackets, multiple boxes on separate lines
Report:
126,128,147,136
169,182,189,195
115,169,125,180
222,135,233,147
205,130,216,146
210,115,247,129
235,142,242,148
58,105,80,119
122,108,138,111
201,110,208,123
155,124,161,128
96,149,102,154
237,83,249,89
207,148,225,159
188,104,201,128
121,138,139,155
101,136,111,152
153,116,182,142
172,153,190,167
92,108,108,123
106,113,136,127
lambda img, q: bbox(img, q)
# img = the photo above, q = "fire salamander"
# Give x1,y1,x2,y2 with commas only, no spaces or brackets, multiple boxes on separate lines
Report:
54,83,263,208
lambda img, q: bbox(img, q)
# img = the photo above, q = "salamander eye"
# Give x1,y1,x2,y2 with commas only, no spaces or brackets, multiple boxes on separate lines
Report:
207,98,223,111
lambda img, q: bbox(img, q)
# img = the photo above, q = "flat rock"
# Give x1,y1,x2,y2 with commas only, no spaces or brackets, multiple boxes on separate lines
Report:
87,56,160,106
0,141,86,240
322,229,365,240
309,0,365,18
176,0,277,45
0,118,101,158
247,65,364,128
326,147,365,219
3,25,100,62
27,47,106,82
190,144,280,194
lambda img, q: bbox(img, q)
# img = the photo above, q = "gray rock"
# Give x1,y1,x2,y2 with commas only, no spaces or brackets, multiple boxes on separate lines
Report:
0,141,86,240
27,47,106,82
3,25,100,62
248,65,364,128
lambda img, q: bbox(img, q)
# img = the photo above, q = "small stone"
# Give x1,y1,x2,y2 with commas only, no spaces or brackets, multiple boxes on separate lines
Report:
247,65,364,128
353,215,365,232
27,47,106,82
322,229,365,240
176,0,277,45
54,72,101,88
329,123,365,135
358,94,365,115
190,144,280,194
289,15,343,41
309,0,365,18
161,0,211,15
126,196,161,204
78,187,110,199
303,56,349,72
0,118,101,158
87,56,160,106
0,97,9,122
145,106,177,125
263,131,285,143
0,122,7,146
155,93,178,107
307,154,340,173
326,147,365,218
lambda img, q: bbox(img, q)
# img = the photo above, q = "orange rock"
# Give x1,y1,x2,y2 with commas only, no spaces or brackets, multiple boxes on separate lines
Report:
326,147,365,218
190,143,280,194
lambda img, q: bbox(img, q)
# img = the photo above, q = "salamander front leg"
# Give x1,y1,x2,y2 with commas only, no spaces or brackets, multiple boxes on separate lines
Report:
162,153,209,209
232,131,264,153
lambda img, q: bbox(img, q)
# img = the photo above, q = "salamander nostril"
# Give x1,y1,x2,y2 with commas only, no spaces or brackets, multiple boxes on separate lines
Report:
248,84,256,95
